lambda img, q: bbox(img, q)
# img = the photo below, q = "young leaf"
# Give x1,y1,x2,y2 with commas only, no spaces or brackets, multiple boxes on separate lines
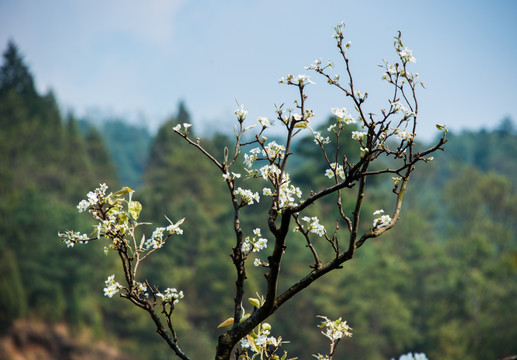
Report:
113,187,134,197
248,335,260,353
248,297,260,308
217,317,234,328
129,200,142,220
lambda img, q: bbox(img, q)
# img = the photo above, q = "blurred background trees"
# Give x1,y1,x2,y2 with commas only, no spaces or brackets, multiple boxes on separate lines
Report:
1,40,516,359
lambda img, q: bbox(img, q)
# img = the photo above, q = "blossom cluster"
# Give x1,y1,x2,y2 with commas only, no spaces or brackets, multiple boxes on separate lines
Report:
393,353,429,360
70,184,136,247
144,218,185,250
259,164,281,180
60,184,186,305
241,228,269,266
305,58,335,72
241,228,268,253
317,315,353,341
352,130,367,141
279,73,315,86
156,287,184,305
263,141,285,161
278,175,302,209
394,128,415,142
243,144,302,210
236,187,260,205
240,322,287,357
391,101,414,118
235,104,248,121
103,274,122,298
262,173,302,210
135,281,148,294
257,116,272,128
244,147,261,168
313,354,330,360
381,32,418,87
60,183,117,247
60,230,89,248
172,123,192,132
95,202,129,241
331,107,356,126
324,163,346,180
333,21,346,39
397,46,416,64
313,130,331,145
222,172,241,181
242,142,286,177
373,209,392,228
381,62,397,82
294,216,326,237
77,183,108,213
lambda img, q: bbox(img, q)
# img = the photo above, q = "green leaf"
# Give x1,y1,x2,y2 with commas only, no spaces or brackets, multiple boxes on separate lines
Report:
118,212,128,226
113,186,134,197
248,297,260,308
217,317,234,328
129,200,142,220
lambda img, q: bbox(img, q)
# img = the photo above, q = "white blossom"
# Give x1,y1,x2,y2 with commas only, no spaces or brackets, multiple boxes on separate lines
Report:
317,315,352,341
240,338,251,349
314,131,331,145
331,107,356,125
325,163,345,180
236,187,260,205
393,353,429,360
352,131,367,141
305,59,322,70
244,147,261,168
59,230,89,247
157,287,184,305
299,216,326,237
235,104,248,120
242,241,252,253
373,210,392,228
173,123,192,132
263,141,285,161
333,21,345,39
394,128,414,141
296,74,315,86
103,274,122,298
398,47,416,63
258,116,272,128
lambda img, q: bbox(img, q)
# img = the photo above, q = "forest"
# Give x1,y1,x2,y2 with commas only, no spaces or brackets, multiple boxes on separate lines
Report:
0,40,516,360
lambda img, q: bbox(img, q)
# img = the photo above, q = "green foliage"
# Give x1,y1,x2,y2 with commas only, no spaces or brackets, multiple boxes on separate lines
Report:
0,40,120,342
81,119,152,188
0,40,36,98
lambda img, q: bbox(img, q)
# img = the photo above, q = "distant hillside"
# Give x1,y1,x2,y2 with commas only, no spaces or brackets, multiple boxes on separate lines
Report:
79,119,152,189
0,320,132,360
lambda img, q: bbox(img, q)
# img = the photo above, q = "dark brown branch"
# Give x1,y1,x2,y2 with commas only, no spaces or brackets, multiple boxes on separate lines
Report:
146,306,190,360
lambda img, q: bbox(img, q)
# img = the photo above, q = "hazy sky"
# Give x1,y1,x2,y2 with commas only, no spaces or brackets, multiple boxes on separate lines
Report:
1,0,516,141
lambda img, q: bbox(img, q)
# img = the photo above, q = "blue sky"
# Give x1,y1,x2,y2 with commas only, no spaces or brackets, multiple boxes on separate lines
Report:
1,0,516,141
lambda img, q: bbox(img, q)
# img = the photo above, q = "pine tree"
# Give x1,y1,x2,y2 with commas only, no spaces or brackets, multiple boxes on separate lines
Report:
0,40,36,98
